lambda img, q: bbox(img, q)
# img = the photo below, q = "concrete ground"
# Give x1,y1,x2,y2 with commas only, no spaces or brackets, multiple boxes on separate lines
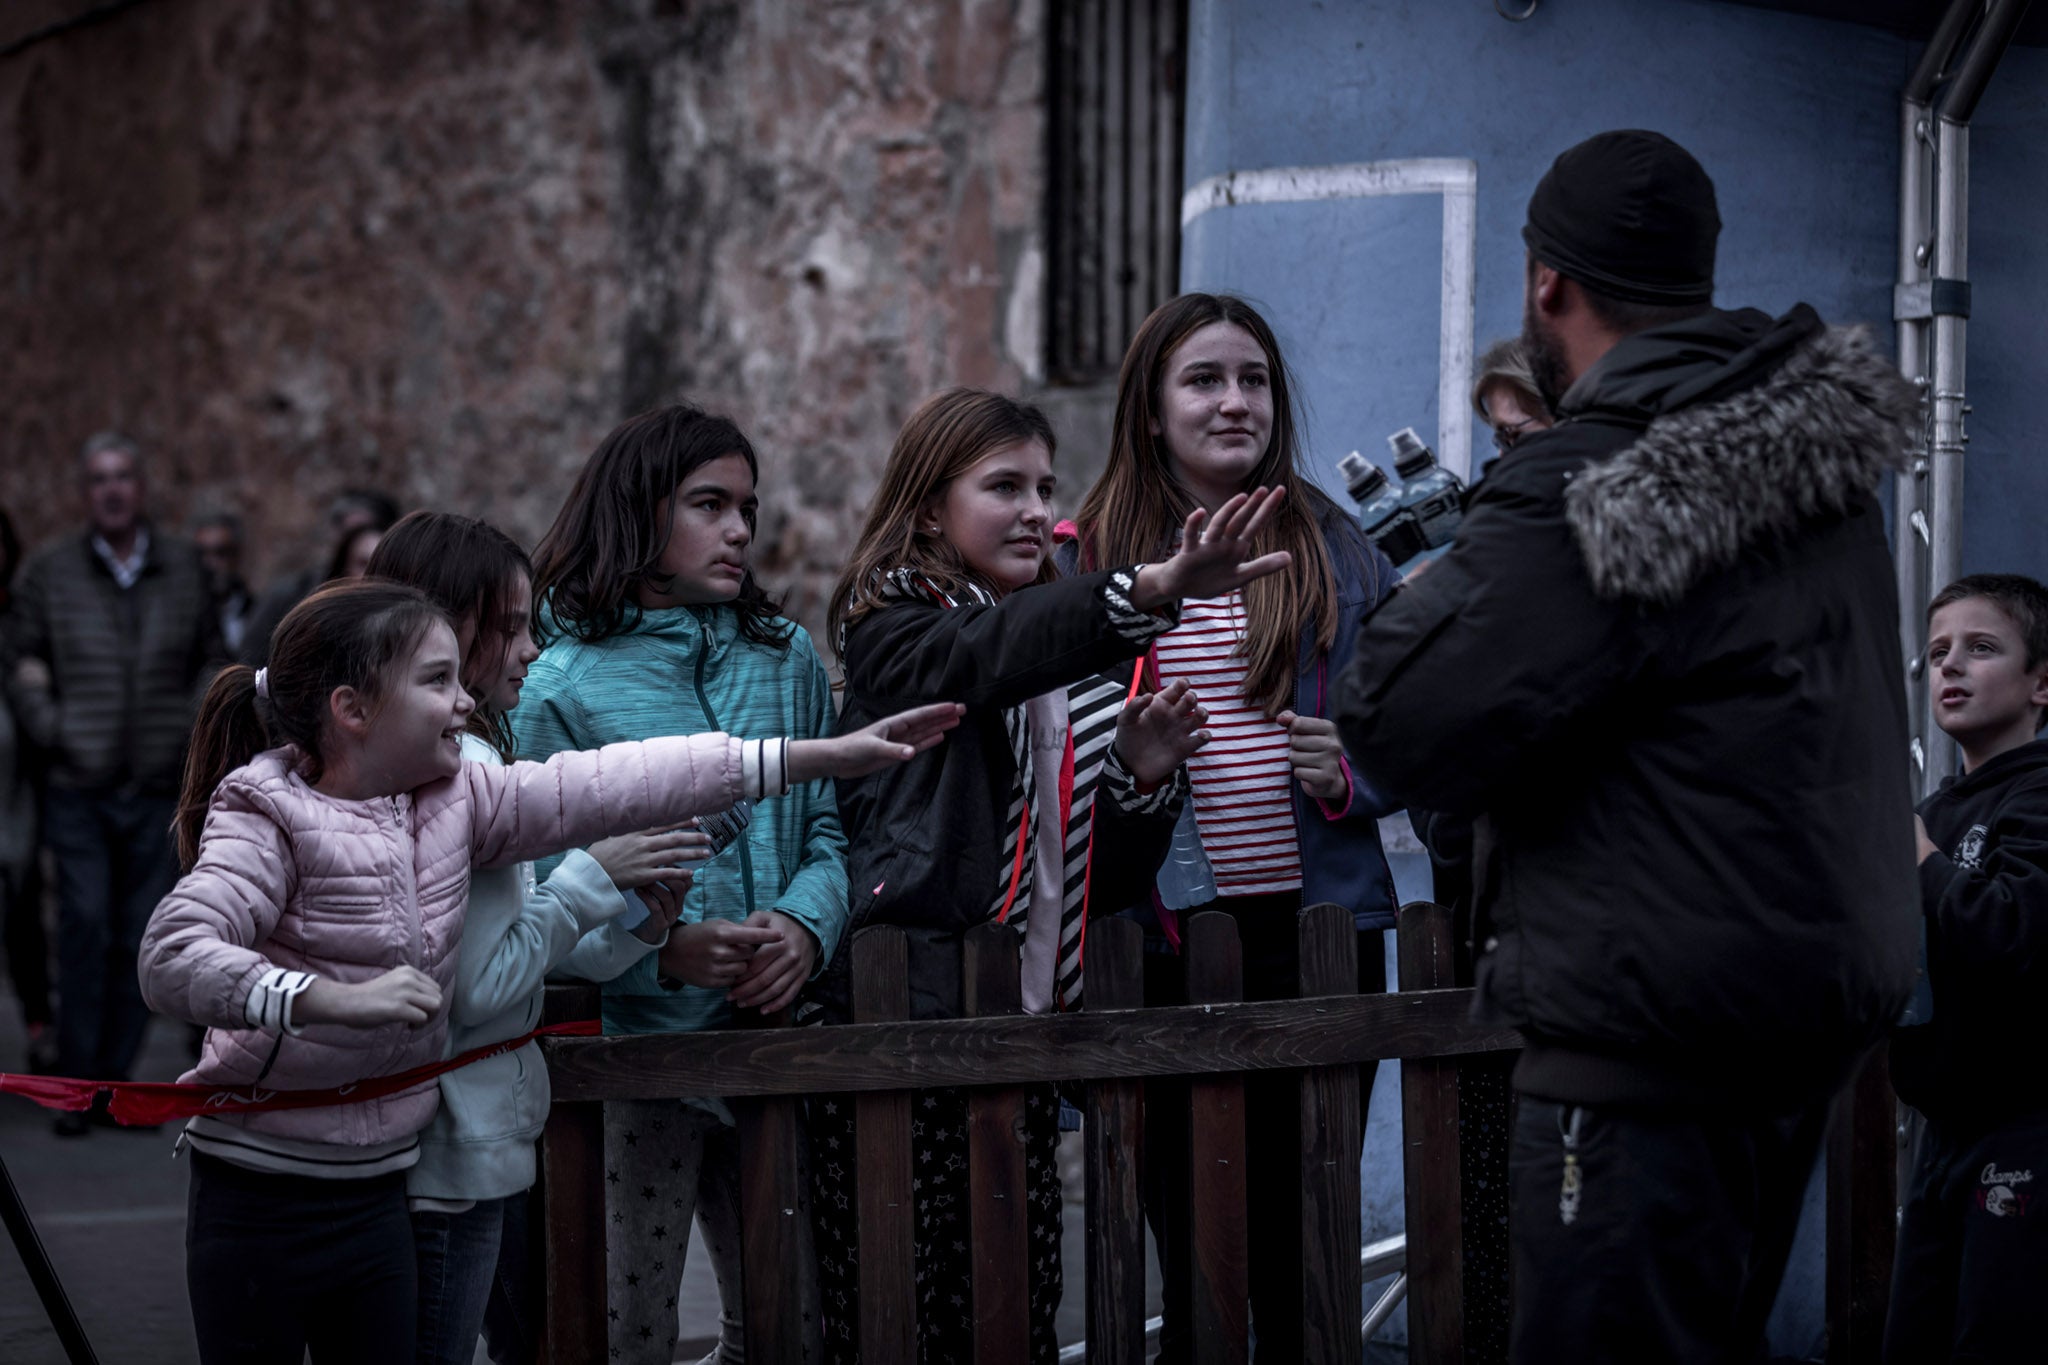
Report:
0,1008,199,1365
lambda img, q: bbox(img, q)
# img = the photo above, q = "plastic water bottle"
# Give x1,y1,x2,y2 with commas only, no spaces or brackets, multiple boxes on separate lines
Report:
692,798,755,865
1155,800,1215,911
1389,428,1465,549
617,799,753,930
1388,428,1466,561
1335,450,1427,565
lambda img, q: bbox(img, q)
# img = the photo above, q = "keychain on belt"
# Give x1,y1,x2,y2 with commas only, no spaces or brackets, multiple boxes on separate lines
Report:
1558,1105,1586,1226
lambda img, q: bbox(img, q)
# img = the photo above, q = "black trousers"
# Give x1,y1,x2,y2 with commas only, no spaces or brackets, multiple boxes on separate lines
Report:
185,1153,418,1365
1884,1106,2048,1364
1141,894,1386,1365
1507,1096,1829,1365
811,1084,1065,1364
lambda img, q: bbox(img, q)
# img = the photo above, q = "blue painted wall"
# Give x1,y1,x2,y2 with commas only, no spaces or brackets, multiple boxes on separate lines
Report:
1183,0,2048,581
1186,1,2048,1355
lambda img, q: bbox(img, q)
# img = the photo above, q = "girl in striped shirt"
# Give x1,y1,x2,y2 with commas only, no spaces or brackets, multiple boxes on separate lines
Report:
1070,292,1400,1365
808,387,1287,1363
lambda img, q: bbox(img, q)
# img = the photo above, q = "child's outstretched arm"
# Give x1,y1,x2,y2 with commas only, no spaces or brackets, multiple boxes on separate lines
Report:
467,707,964,871
849,489,1290,710
446,828,710,1028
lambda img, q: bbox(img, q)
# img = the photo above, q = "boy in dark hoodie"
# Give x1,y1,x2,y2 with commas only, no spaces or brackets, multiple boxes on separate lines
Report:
1885,573,2048,1363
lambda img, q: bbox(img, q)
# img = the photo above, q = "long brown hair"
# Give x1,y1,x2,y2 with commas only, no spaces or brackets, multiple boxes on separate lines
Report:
531,404,791,650
367,511,534,761
175,580,449,867
1074,293,1340,715
827,387,1058,658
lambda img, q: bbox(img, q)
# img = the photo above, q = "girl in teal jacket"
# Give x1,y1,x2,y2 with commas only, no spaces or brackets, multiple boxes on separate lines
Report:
515,404,846,1365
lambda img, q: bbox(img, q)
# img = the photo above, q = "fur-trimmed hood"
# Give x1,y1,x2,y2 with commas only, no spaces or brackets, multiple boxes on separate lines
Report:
1562,306,1917,605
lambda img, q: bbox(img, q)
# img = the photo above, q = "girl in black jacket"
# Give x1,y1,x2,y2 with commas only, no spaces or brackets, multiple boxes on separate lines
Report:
806,387,1287,1363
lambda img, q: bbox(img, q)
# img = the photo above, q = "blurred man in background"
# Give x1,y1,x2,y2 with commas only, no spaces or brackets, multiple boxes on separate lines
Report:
3,431,221,1133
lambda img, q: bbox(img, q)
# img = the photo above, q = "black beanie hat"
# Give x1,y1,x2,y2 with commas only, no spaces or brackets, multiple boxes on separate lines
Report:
1521,130,1720,305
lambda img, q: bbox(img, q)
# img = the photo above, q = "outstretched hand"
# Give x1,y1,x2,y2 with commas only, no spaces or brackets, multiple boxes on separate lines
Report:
1132,487,1293,609
589,825,715,890
787,702,965,784
1114,679,1209,788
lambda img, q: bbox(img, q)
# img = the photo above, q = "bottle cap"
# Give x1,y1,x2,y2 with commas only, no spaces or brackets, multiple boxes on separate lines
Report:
1336,451,1389,502
1388,427,1437,479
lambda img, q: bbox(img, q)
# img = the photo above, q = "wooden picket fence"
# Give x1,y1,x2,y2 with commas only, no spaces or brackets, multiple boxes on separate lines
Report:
534,901,1902,1363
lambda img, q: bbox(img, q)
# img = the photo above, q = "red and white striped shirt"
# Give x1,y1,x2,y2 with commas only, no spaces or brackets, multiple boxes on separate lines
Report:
1153,592,1302,895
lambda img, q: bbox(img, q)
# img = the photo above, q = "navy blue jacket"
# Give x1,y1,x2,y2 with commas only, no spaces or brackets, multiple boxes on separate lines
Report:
1058,496,1399,933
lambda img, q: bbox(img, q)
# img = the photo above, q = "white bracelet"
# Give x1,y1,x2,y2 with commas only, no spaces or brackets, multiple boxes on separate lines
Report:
244,966,316,1037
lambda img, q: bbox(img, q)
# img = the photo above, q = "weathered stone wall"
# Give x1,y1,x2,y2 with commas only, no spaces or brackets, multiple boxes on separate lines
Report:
0,0,1049,634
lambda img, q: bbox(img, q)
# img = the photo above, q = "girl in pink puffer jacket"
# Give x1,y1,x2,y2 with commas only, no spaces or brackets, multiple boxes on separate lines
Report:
140,577,958,1365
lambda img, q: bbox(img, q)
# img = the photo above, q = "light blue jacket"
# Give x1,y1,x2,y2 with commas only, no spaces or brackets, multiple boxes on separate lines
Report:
515,604,848,1036
406,734,658,1203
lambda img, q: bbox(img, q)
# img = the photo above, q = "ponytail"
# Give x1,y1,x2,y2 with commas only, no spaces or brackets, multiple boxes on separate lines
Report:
175,665,272,868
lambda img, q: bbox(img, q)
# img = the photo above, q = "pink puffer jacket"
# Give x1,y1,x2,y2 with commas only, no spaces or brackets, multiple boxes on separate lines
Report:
140,734,746,1147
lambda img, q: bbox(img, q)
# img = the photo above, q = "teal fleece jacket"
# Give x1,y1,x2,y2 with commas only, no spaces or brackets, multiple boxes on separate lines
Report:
514,604,848,1036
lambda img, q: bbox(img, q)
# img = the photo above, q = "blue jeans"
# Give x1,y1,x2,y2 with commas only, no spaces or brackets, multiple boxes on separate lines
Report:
43,786,176,1080
413,1194,537,1365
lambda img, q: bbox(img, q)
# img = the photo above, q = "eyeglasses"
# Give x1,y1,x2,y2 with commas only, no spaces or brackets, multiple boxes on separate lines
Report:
1491,416,1542,453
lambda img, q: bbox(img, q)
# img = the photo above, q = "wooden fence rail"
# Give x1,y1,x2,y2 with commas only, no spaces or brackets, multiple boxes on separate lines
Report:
536,901,1902,1363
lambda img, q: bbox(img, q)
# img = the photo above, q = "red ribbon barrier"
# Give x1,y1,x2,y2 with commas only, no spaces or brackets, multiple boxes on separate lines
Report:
0,1019,601,1127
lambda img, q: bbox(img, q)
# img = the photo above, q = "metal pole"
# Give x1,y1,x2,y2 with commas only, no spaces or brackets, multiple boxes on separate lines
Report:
1936,0,2037,122
1896,0,1981,790
1924,114,1969,790
1894,96,1933,786
0,1150,101,1364
1905,0,2033,793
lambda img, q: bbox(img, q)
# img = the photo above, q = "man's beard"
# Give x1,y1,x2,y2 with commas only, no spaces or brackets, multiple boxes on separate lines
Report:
1520,301,1572,415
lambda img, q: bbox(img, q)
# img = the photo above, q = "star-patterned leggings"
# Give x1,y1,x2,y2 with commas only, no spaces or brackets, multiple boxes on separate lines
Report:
809,1085,1064,1364
603,1099,751,1364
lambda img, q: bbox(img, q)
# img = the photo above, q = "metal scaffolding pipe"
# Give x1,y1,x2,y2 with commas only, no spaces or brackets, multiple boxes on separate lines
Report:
1896,0,2033,793
1936,0,2035,123
1894,94,1932,784
1895,0,1974,786
1906,0,1987,104
1924,114,1969,788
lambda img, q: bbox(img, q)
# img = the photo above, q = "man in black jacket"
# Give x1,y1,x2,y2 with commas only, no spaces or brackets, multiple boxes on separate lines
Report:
3,432,221,1133
1336,131,1920,1360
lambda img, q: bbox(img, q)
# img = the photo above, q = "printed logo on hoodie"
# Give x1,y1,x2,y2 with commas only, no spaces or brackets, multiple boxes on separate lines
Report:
1954,823,1989,869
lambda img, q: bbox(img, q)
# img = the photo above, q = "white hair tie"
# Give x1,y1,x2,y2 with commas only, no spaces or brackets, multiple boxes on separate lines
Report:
253,667,270,700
